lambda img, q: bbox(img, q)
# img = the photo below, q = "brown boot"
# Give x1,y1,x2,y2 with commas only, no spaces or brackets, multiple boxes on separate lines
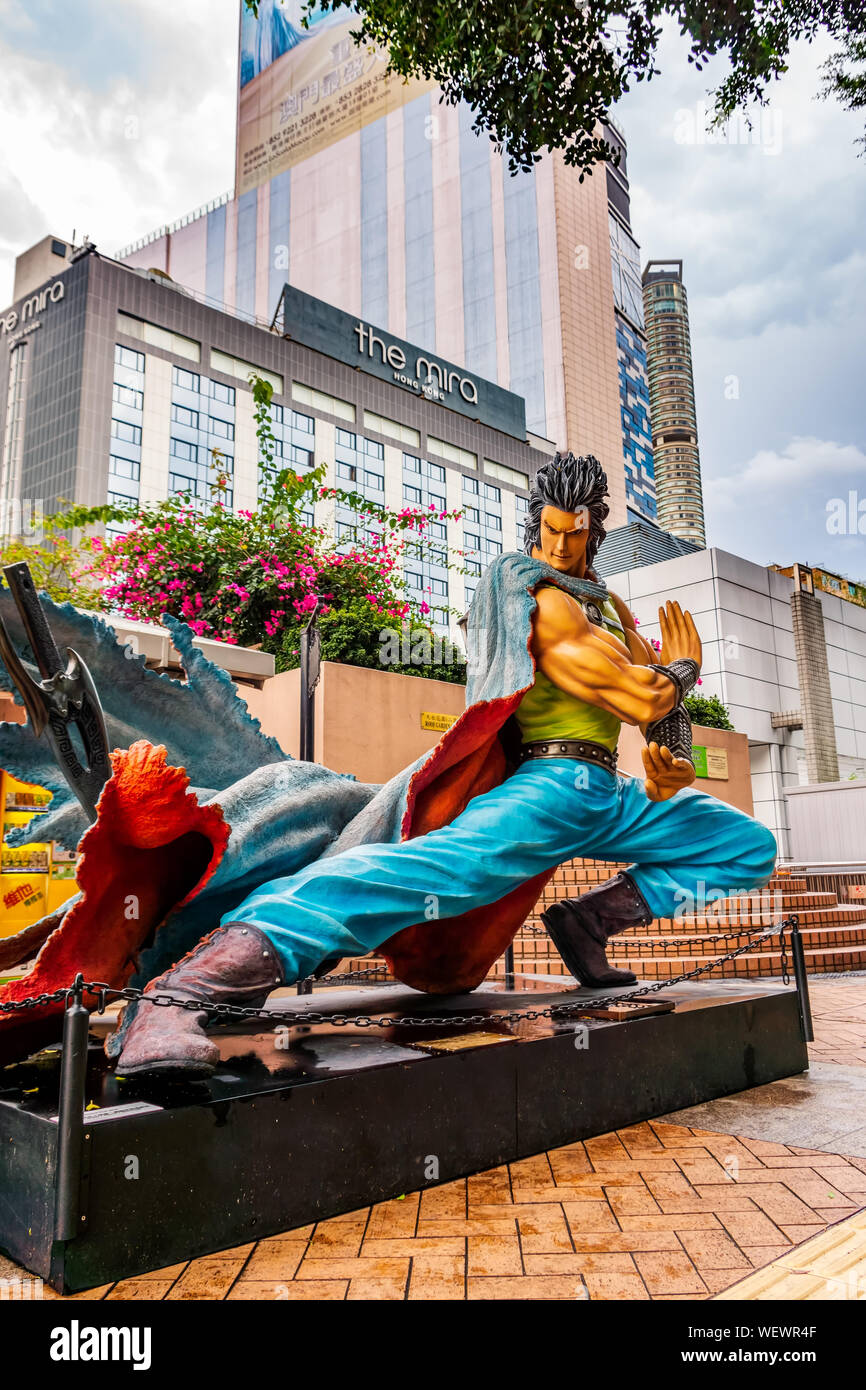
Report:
114,924,285,1077
541,872,652,988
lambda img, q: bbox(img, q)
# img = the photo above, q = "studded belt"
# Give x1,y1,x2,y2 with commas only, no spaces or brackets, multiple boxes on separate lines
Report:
518,738,618,776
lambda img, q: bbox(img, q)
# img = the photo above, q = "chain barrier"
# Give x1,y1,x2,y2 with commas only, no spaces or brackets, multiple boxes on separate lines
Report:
0,916,800,1034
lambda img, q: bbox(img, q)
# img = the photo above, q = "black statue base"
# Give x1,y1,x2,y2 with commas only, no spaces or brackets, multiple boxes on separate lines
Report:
0,974,808,1293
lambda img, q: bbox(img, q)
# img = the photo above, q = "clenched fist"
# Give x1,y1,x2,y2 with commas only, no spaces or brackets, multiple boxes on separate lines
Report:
642,740,695,803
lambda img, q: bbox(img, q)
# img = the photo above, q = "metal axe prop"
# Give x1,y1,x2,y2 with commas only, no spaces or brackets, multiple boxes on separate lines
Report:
0,562,111,821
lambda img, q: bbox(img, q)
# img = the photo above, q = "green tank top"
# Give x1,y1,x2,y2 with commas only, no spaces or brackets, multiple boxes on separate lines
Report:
515,592,624,753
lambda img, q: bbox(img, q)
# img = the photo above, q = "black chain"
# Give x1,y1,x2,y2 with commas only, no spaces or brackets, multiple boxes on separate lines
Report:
517,921,779,953
778,919,790,986
0,916,799,1032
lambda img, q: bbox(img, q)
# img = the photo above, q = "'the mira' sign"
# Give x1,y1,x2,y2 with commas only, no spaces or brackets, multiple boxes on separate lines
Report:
1,277,65,345
274,284,526,439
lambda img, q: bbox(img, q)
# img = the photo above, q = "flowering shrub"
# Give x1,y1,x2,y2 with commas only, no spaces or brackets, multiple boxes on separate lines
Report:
61,451,465,677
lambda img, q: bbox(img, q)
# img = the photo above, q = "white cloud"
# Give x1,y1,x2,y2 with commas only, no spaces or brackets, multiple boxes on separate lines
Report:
707,438,866,510
0,0,239,305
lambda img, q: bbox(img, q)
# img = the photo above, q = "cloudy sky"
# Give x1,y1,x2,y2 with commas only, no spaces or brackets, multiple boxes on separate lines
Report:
1,2,864,579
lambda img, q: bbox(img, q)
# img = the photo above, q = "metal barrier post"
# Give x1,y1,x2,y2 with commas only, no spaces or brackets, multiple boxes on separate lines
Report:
504,944,515,991
789,918,814,1043
53,974,90,1242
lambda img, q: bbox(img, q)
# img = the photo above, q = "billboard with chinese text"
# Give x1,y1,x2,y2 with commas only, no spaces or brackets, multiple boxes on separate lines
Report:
236,2,434,195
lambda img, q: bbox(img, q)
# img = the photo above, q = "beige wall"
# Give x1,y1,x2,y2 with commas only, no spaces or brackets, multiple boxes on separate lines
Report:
242,661,467,783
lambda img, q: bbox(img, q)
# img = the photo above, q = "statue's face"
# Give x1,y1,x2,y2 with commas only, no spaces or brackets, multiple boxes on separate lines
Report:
532,503,591,575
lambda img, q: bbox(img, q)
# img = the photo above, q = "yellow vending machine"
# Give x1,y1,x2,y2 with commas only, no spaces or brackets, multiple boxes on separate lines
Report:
1,770,78,937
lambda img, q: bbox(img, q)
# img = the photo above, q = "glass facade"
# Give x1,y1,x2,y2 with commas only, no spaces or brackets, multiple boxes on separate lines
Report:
334,428,386,547
403,452,450,627
462,474,503,606
107,344,145,531
259,402,315,524
168,365,236,510
615,314,657,520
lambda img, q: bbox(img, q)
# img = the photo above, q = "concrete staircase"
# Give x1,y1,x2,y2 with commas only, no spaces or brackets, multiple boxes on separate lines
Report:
508,862,866,981
336,863,866,984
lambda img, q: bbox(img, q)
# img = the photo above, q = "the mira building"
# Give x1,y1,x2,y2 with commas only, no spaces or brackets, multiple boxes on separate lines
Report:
114,1,658,531
0,243,548,626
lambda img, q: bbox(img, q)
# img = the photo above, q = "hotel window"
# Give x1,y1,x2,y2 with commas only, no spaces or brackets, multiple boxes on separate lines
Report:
335,432,388,545
109,454,140,482
404,484,422,504
173,366,200,394
170,370,238,514
109,345,144,514
115,344,145,374
108,488,137,507
483,483,501,503
463,476,479,496
111,419,141,446
463,505,479,524
171,438,198,463
112,382,143,410
171,404,199,429
209,380,236,406
260,404,316,502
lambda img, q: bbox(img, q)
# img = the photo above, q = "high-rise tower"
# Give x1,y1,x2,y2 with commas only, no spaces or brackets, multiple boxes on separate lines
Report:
641,260,706,546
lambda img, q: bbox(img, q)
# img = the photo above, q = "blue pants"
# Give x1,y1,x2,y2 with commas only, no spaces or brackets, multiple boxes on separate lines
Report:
222,761,778,982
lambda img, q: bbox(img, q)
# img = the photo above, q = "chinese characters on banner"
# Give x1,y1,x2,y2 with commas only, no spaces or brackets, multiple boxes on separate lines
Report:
237,17,435,194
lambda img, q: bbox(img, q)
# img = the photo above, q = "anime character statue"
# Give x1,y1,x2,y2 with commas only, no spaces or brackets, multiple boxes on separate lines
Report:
0,454,777,1074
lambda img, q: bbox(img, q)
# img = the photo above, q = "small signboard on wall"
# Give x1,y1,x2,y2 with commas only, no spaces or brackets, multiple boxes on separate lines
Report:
693,745,729,780
421,712,458,733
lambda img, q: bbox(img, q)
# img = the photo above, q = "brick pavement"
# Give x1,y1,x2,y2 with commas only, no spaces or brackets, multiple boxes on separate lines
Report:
3,977,865,1302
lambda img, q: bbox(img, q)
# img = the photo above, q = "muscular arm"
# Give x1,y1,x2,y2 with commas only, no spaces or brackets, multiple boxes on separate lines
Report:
607,590,656,665
531,586,678,725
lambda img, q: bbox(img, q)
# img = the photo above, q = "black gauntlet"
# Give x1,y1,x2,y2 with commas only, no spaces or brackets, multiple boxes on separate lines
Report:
645,702,694,768
647,657,700,705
